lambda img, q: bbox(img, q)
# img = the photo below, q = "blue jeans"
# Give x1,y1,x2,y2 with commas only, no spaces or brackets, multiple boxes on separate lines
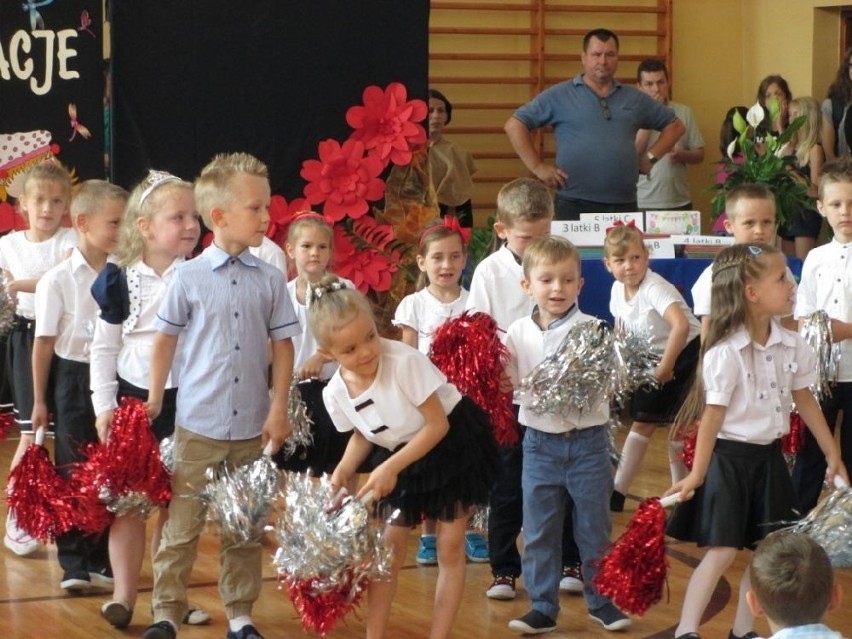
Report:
521,426,613,619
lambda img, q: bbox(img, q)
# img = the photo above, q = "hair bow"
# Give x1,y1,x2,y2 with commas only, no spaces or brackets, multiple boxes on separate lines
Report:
419,215,471,246
605,219,637,234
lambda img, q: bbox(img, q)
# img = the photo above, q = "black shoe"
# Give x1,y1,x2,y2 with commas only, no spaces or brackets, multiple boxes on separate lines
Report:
610,490,626,512
588,603,631,631
729,632,759,639
89,565,115,586
675,634,701,639
508,610,557,635
226,624,265,639
143,621,177,639
60,570,91,592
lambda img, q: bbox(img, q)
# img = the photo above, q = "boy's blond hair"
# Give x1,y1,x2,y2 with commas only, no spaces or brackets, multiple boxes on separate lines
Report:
522,235,580,278
496,178,553,227
750,532,834,628
818,157,852,200
725,183,775,221
70,180,129,224
195,152,268,227
22,161,73,199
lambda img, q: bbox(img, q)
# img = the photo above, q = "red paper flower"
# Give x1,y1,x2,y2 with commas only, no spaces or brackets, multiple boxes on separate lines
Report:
266,194,308,246
332,218,399,294
300,139,385,222
0,202,24,233
346,82,427,167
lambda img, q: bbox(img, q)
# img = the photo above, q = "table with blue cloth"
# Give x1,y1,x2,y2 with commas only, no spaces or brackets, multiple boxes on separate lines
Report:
579,257,803,324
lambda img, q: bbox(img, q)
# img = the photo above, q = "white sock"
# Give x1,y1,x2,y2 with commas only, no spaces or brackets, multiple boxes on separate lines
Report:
613,431,650,495
229,616,253,632
668,439,688,483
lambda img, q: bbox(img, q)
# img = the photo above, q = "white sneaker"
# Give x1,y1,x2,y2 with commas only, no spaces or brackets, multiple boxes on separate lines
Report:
559,563,584,594
486,575,517,600
4,512,40,556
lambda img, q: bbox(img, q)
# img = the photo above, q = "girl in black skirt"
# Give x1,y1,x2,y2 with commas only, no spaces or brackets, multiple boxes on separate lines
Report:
664,243,847,639
308,275,496,639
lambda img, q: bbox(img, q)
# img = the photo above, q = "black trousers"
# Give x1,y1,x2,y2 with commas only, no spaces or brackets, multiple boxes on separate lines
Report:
53,357,109,576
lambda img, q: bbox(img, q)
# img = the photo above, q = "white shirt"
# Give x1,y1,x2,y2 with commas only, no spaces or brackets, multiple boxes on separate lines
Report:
250,236,287,273
506,307,610,433
0,228,76,319
794,239,852,380
609,270,700,356
393,287,470,354
34,247,111,363
286,276,354,380
323,339,462,450
692,262,797,318
466,245,532,333
703,322,815,444
90,258,185,416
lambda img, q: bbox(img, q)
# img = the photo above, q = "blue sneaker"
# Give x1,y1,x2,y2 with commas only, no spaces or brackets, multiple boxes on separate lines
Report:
464,531,489,562
416,534,438,565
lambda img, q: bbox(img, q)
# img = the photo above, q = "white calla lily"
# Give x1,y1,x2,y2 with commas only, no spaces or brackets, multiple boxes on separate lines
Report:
746,102,765,128
726,139,738,159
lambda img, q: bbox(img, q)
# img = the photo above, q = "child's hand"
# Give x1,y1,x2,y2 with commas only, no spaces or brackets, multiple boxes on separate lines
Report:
299,353,327,380
31,401,50,433
498,372,514,394
261,411,292,455
145,398,163,421
664,472,701,502
358,462,398,501
825,455,850,487
654,365,674,384
95,410,114,443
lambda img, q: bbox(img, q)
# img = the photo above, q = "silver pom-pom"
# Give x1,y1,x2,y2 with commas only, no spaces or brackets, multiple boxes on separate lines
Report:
202,450,281,544
99,485,158,519
0,276,16,336
159,436,174,473
800,311,838,400
470,506,489,534
783,478,852,567
279,377,315,459
612,323,661,407
272,472,391,598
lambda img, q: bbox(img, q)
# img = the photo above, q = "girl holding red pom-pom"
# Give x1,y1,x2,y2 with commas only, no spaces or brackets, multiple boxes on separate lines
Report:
393,217,488,566
309,275,496,639
664,243,848,639
89,170,208,629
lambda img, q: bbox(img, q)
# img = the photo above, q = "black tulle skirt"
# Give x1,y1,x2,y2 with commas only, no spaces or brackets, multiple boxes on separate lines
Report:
666,438,800,550
273,379,351,475
360,396,497,527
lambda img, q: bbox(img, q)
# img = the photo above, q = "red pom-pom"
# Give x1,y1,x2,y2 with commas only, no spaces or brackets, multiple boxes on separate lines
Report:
681,430,697,471
429,311,517,446
7,439,75,541
68,397,171,534
593,496,668,616
286,569,366,635
0,412,14,442
782,411,806,456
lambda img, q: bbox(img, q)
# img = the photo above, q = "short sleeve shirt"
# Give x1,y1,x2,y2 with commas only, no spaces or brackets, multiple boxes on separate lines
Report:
393,287,469,354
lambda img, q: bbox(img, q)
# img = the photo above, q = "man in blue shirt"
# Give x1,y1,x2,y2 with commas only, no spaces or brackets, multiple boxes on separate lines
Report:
505,28,685,220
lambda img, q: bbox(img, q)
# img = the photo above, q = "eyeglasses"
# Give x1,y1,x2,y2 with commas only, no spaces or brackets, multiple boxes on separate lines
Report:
599,97,611,120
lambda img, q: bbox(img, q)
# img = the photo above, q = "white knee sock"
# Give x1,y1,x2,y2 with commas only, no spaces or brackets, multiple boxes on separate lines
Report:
613,431,650,495
668,439,688,483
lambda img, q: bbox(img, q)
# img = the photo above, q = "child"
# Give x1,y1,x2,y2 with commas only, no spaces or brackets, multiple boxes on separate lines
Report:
31,179,128,590
779,96,825,259
89,171,208,628
1,162,76,556
665,242,847,639
747,532,846,639
792,158,852,512
692,184,789,339
274,211,352,476
466,178,581,600
143,153,299,639
604,223,701,511
428,89,478,227
393,216,483,565
505,236,630,635
310,275,495,639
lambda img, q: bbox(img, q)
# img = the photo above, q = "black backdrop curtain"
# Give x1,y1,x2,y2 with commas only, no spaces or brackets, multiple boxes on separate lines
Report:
110,1,430,199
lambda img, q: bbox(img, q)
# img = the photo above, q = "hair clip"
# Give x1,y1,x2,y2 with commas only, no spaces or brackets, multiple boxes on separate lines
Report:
418,215,471,246
293,210,333,225
605,219,638,234
139,169,182,206
747,245,763,256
